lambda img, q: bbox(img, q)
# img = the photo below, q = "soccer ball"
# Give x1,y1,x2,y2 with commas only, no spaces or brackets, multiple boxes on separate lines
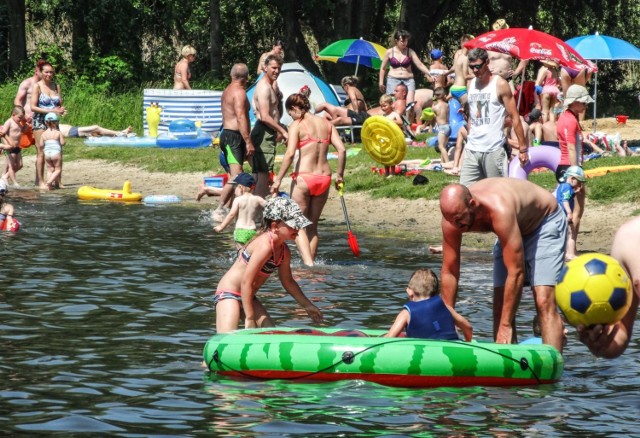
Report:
556,253,632,327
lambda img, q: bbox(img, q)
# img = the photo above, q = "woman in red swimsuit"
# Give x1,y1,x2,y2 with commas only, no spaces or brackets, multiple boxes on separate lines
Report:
271,93,346,266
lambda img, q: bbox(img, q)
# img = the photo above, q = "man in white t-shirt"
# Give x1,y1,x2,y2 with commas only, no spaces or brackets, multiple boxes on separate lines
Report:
460,48,527,187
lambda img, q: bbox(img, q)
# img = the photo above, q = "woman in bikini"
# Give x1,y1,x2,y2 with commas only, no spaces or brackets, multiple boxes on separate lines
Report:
31,61,65,190
271,93,346,266
378,29,431,103
535,60,561,123
214,196,323,333
316,75,368,126
173,45,197,90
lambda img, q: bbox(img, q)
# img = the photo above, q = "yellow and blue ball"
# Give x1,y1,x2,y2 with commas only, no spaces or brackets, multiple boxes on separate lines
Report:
556,253,632,327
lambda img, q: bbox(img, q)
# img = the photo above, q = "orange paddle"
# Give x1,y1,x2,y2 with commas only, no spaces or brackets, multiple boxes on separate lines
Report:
338,183,360,257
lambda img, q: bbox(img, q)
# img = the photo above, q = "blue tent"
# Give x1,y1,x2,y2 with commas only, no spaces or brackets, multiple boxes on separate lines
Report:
247,62,340,126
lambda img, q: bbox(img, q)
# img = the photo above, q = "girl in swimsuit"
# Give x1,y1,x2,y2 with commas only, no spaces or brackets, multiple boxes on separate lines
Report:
272,93,346,266
174,45,197,90
214,196,323,333
38,112,65,191
378,30,431,103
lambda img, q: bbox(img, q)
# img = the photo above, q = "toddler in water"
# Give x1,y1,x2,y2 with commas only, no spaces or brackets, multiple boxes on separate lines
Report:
385,268,473,340
0,179,19,231
214,196,323,333
555,166,586,260
38,112,65,190
214,173,266,248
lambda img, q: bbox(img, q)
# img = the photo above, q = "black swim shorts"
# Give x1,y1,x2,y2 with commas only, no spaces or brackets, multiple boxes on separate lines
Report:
347,109,370,126
220,129,246,166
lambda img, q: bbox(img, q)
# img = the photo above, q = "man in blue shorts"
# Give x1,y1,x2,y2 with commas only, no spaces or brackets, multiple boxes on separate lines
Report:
439,178,567,352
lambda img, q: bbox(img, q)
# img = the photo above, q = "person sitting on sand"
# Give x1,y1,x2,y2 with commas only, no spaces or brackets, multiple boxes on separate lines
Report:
59,124,133,138
214,173,266,248
384,268,473,340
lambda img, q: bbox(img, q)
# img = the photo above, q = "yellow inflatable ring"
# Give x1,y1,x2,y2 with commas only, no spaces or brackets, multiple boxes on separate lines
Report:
361,116,406,166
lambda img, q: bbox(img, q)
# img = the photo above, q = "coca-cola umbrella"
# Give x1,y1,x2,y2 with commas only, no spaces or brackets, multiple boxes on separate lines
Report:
465,27,596,109
464,27,595,71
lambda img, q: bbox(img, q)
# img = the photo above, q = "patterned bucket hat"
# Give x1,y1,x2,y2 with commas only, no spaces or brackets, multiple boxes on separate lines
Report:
263,196,312,230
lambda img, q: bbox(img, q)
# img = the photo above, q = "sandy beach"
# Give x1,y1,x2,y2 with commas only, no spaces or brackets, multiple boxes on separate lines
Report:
16,131,638,255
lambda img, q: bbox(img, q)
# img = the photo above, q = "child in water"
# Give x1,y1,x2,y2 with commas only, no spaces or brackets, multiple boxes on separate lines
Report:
214,173,266,248
38,112,65,190
214,196,323,333
0,105,27,186
0,179,19,231
556,165,586,261
385,268,473,340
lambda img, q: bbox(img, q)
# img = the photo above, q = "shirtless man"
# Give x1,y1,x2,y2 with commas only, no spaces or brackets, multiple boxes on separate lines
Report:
578,216,640,358
368,83,408,117
440,178,567,352
257,38,285,74
447,34,475,107
488,51,528,94
251,54,288,198
14,60,44,121
0,106,27,185
201,63,256,207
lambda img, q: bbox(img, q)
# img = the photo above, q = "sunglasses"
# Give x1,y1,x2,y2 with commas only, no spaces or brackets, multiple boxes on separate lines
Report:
469,62,485,71
0,189,6,195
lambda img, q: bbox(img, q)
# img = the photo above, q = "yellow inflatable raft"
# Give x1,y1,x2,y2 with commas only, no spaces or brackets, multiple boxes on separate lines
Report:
77,181,143,202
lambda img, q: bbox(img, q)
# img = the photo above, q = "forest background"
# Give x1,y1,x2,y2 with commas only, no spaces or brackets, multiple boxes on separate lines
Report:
2,0,640,119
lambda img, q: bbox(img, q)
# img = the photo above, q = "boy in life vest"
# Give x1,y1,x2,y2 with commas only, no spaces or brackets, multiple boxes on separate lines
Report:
385,268,473,340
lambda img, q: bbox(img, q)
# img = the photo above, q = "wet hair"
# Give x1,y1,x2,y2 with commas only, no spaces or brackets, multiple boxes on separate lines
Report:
264,53,284,67
181,45,197,57
379,94,393,106
285,93,311,114
394,29,411,41
433,87,446,100
341,75,358,88
408,268,440,298
468,48,488,63
230,63,249,80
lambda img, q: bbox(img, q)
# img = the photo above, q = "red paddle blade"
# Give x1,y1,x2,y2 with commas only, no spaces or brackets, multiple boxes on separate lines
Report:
348,231,360,257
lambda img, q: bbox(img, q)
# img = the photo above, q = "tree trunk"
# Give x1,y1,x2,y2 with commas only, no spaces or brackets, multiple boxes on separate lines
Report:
6,0,27,73
272,0,320,75
209,0,222,79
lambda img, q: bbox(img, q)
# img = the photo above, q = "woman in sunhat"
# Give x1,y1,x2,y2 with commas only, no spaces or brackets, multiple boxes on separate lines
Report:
213,196,323,333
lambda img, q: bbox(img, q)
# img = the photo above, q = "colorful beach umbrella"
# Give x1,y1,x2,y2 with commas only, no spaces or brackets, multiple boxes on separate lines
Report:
566,32,640,131
315,38,386,75
465,27,595,72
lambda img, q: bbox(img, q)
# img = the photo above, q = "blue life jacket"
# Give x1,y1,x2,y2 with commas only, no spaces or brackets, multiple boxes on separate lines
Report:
404,295,459,340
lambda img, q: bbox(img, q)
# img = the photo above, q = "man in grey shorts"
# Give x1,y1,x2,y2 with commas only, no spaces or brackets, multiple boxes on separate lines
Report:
439,178,566,352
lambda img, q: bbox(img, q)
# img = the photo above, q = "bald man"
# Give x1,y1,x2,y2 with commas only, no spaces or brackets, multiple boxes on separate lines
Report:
439,178,566,351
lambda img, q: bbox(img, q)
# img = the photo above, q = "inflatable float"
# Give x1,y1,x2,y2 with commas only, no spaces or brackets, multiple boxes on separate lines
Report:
361,116,406,166
156,119,212,149
77,180,143,202
203,327,563,388
584,164,640,178
1,217,20,232
84,136,158,147
142,194,181,205
508,145,560,179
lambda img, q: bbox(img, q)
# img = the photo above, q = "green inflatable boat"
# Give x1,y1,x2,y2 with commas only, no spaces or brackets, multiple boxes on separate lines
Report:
203,328,563,388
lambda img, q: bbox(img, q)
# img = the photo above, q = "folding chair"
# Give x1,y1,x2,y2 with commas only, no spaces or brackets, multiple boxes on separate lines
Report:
330,83,363,144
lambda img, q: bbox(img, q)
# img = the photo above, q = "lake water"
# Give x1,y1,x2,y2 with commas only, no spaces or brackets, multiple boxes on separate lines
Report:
1,192,639,436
